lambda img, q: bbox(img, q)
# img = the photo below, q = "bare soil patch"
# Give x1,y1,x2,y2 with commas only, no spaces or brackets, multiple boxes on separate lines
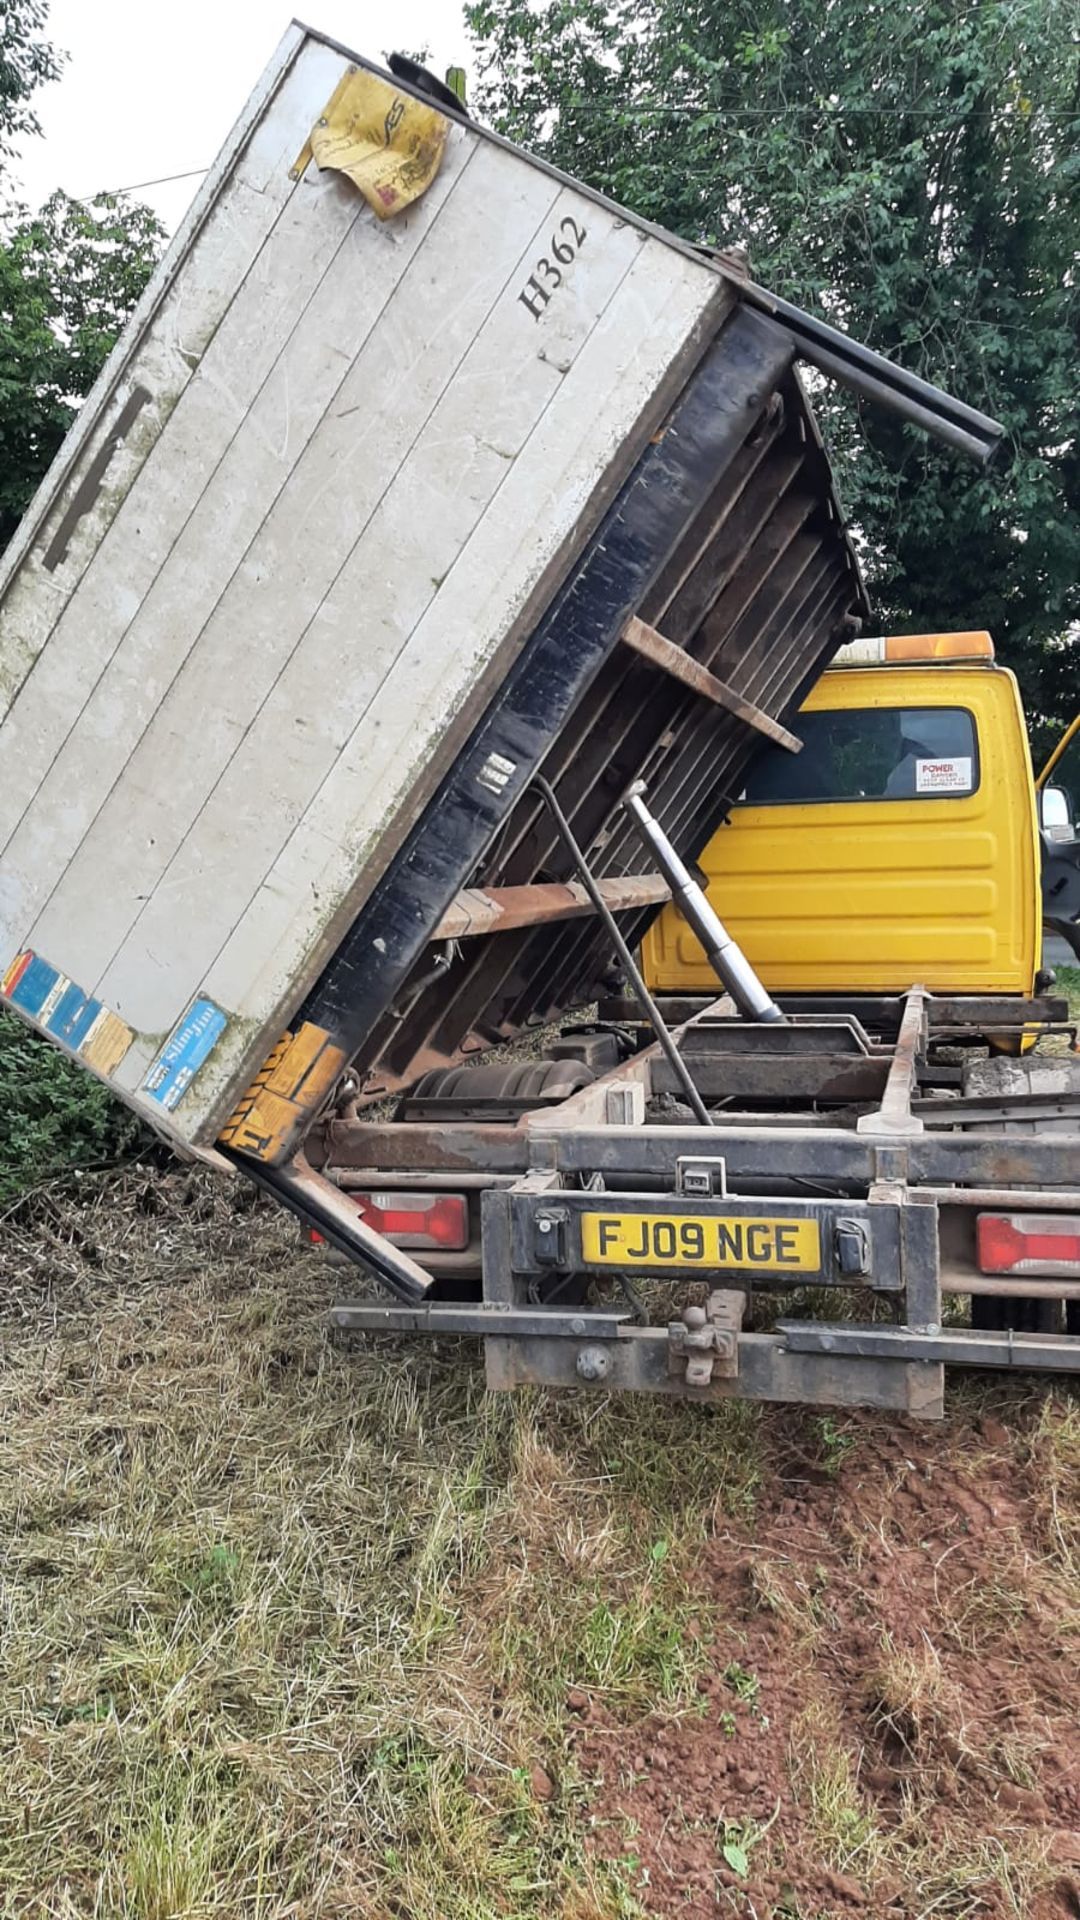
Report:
575,1409,1080,1917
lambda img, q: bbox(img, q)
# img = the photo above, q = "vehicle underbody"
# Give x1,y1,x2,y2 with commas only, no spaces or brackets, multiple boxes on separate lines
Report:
290,984,1080,1419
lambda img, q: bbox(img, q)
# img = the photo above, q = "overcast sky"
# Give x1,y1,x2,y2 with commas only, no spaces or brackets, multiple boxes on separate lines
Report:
14,0,472,231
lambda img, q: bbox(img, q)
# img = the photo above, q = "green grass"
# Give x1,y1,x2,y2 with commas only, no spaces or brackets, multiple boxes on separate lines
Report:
1055,962,1080,1020
1,1170,1074,1918
0,1172,762,1918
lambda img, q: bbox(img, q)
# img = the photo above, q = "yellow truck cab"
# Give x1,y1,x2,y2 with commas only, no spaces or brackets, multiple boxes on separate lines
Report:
642,632,1045,998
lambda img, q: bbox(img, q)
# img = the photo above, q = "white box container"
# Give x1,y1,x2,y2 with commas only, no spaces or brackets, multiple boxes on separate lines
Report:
0,24,731,1148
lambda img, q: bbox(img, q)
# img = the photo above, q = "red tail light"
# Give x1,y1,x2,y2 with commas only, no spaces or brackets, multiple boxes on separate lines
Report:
977,1213,1080,1276
350,1191,470,1250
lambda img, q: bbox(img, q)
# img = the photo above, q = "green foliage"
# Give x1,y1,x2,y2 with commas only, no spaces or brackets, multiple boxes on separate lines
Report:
0,189,164,546
466,0,1080,745
816,1413,858,1476
0,0,62,166
722,1659,760,1707
0,1009,144,1205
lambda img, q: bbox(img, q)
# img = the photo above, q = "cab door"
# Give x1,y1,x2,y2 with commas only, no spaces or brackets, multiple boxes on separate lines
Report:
1036,714,1080,960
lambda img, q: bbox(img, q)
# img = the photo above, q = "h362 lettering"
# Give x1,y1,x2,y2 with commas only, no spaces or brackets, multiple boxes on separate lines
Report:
518,216,587,321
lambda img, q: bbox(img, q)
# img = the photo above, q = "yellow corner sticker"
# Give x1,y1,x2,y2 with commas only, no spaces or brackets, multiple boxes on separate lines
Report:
219,1022,348,1163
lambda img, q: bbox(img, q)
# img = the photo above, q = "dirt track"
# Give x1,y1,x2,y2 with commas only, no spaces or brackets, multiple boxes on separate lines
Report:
576,1408,1080,1917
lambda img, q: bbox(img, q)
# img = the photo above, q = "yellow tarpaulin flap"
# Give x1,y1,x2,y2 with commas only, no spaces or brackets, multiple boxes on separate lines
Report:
308,67,448,220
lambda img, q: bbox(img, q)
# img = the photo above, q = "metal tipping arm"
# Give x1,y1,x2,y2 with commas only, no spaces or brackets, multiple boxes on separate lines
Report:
740,284,1004,466
621,782,785,1024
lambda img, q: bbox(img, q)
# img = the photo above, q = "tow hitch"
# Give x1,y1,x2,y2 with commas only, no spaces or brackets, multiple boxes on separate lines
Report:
669,1289,747,1386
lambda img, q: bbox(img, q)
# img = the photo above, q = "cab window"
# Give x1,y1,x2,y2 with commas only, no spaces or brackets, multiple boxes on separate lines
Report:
742,706,978,806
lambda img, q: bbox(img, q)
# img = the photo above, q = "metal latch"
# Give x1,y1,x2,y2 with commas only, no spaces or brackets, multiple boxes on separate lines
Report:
668,1288,746,1387
834,1216,871,1277
533,1207,569,1266
676,1156,728,1198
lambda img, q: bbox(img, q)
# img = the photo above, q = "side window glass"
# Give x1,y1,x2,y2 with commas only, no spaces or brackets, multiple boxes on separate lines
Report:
740,707,978,807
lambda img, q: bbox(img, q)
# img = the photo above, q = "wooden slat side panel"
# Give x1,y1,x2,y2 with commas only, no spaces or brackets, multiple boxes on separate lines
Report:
111,186,655,1027
180,256,727,1134
0,42,735,1145
31,140,564,1031
0,172,372,951
0,25,306,606
11,126,480,988
0,35,344,735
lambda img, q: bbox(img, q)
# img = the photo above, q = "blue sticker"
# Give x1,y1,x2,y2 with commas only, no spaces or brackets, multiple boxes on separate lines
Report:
62,995,107,1051
8,953,60,1017
143,998,228,1110
45,981,102,1047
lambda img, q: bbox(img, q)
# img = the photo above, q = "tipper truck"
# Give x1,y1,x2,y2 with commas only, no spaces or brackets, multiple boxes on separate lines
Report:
2,24,1078,1421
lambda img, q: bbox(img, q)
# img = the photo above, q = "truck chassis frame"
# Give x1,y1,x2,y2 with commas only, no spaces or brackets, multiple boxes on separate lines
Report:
310,988,1080,1418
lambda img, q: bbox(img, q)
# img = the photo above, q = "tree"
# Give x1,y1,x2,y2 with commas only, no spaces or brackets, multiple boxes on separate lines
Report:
0,0,61,168
0,189,165,546
466,0,1080,746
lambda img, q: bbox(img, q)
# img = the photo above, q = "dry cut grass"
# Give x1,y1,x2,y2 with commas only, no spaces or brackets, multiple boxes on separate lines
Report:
0,1168,762,1919
1,1166,1077,1919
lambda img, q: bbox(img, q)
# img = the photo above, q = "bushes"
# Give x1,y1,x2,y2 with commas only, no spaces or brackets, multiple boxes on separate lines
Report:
0,1010,147,1206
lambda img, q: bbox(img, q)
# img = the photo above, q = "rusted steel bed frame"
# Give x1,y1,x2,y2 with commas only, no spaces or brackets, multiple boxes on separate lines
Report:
308,985,1080,1419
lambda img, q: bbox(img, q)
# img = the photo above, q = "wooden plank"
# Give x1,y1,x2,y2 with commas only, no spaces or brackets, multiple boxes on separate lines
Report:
187,241,727,1130
433,874,670,939
0,32,341,738
621,615,802,750
17,122,491,997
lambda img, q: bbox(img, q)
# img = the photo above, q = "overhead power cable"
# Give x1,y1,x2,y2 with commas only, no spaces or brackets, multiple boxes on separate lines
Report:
76,166,209,203
70,91,1074,201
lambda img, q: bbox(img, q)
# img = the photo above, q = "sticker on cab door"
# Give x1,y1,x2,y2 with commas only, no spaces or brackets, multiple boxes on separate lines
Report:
915,756,972,794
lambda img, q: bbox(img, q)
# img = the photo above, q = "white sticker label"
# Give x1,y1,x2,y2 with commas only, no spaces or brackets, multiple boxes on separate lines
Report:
915,756,972,793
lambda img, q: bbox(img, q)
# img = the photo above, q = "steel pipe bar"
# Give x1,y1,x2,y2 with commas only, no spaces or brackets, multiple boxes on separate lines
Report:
622,782,785,1024
740,283,1004,463
330,1303,630,1338
779,1321,1080,1371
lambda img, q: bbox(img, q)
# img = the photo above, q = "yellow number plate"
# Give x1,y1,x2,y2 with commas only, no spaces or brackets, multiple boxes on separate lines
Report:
580,1211,821,1272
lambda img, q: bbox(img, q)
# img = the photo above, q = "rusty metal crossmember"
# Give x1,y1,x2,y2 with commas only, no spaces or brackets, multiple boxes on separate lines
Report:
856,987,927,1137
780,1321,1080,1372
